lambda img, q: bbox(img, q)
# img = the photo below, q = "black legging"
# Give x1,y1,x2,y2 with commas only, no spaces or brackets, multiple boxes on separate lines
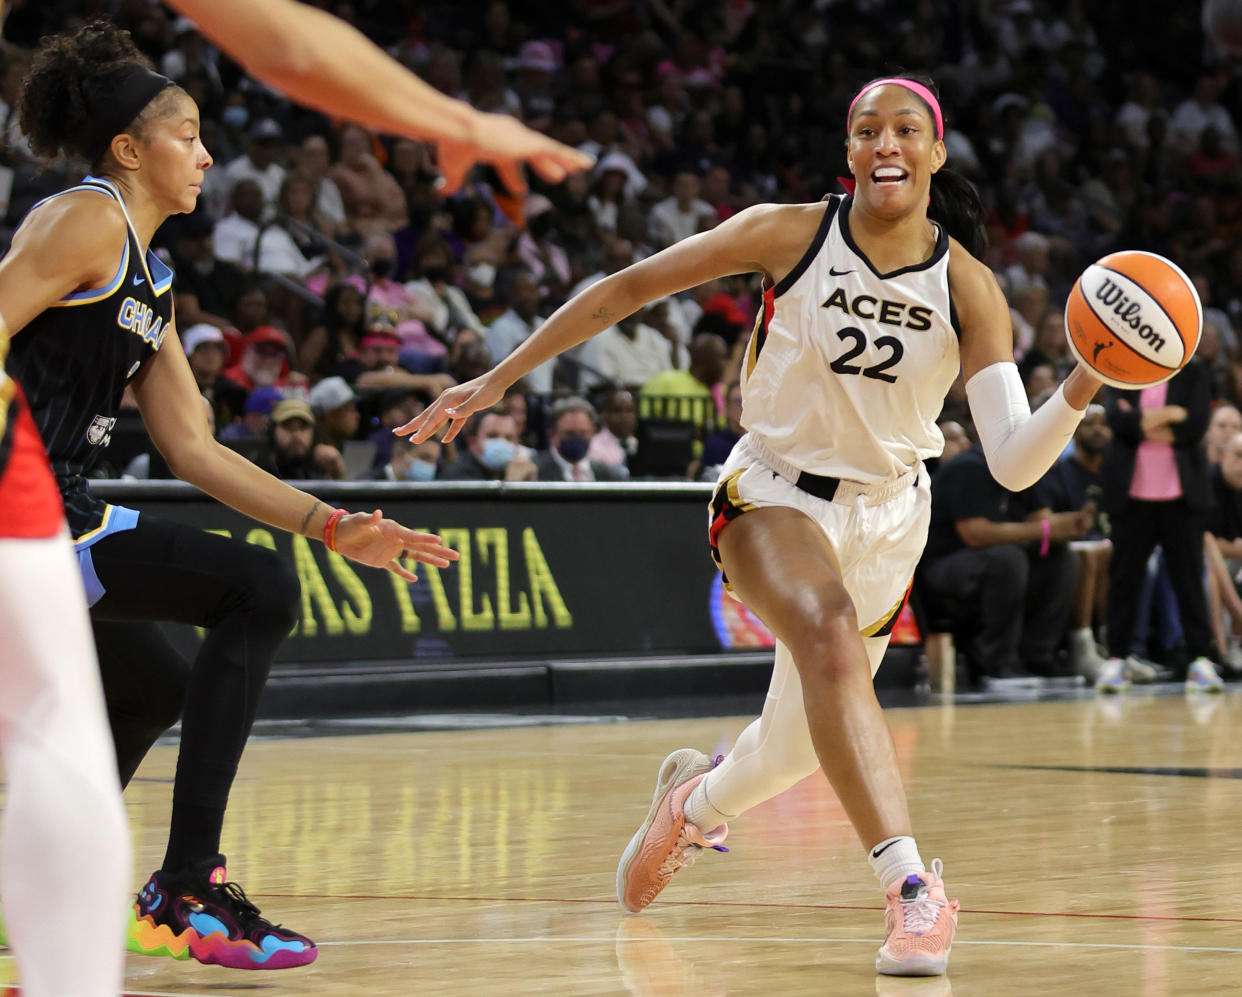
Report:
1106,498,1215,667
88,513,299,871
920,542,1078,677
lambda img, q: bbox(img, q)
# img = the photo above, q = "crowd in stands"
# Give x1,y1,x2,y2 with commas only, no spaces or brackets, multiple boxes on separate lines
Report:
5,0,1242,687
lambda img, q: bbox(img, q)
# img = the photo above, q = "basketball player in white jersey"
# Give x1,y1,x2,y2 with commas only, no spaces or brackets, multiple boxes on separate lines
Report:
412,76,1105,977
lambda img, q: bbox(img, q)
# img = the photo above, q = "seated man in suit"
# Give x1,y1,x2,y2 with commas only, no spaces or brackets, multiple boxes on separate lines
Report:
534,396,627,483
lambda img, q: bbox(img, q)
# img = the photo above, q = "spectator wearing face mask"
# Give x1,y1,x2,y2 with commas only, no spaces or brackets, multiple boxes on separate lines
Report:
374,436,443,482
533,396,626,482
440,406,536,482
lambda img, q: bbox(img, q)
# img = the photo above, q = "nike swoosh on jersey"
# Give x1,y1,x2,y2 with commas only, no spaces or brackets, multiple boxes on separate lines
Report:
132,274,145,286
829,266,855,276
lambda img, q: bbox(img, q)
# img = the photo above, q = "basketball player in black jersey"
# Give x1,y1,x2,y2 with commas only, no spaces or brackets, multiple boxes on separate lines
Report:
2,22,459,970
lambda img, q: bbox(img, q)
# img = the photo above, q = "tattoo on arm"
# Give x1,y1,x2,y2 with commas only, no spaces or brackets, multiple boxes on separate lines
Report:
299,499,324,536
591,306,612,322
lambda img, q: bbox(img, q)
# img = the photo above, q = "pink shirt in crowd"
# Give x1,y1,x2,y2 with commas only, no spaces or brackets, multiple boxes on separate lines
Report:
1130,381,1182,501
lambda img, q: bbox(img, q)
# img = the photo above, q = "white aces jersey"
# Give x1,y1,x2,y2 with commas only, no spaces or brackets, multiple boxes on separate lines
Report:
740,194,961,484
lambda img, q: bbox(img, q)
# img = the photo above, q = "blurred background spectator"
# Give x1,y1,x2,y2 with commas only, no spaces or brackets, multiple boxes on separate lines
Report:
534,396,626,482
1097,359,1223,691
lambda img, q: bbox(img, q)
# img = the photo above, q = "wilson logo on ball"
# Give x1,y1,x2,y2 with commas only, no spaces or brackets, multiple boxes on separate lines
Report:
1086,271,1177,363
1064,250,1201,389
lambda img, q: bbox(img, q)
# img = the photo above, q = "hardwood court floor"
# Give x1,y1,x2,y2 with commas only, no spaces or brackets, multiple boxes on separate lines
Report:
17,691,1242,995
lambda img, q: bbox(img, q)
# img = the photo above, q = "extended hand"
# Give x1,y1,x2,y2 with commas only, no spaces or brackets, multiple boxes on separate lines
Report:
333,509,459,582
396,375,505,444
437,113,594,196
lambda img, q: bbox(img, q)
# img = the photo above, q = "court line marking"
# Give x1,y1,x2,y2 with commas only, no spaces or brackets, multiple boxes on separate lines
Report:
262,893,1242,925
318,936,1242,954
121,992,241,997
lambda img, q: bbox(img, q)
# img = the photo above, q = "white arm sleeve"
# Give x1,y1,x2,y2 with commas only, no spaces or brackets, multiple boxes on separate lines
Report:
965,361,1086,492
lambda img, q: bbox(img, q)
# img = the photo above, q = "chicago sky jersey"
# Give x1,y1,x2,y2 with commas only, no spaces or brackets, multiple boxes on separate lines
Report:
740,194,960,484
7,175,174,536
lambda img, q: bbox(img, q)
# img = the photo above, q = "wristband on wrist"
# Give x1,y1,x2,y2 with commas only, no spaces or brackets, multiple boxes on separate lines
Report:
323,508,347,552
1039,517,1051,557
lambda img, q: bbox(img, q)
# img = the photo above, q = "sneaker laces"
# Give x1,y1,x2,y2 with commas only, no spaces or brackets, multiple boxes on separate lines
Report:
900,890,946,933
213,880,287,931
657,825,728,879
898,859,947,934
656,763,730,882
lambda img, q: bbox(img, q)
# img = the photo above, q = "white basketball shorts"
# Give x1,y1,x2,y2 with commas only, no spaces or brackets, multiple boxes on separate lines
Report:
707,434,931,637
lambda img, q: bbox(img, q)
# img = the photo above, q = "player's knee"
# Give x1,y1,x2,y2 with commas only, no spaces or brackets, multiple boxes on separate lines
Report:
788,596,864,681
237,545,301,633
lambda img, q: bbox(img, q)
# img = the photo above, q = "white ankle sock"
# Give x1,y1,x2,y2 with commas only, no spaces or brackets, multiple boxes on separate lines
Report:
868,835,924,887
683,779,734,832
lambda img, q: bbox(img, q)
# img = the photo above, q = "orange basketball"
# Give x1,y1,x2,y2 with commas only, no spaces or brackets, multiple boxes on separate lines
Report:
1063,250,1202,389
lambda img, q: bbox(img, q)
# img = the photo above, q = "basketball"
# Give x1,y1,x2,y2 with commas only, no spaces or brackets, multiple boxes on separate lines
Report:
1063,250,1202,389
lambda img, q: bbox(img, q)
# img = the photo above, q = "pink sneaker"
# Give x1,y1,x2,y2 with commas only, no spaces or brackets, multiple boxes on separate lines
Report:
875,858,959,976
616,748,728,913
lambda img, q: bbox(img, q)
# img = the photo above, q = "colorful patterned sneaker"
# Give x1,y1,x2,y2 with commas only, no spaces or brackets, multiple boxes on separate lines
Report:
876,858,959,977
616,748,728,913
1186,657,1225,694
127,855,317,970
1094,657,1129,694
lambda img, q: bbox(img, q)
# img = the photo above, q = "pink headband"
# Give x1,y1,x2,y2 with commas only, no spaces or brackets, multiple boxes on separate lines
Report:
847,78,943,140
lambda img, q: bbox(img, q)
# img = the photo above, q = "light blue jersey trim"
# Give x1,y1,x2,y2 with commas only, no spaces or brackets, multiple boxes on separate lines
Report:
146,249,174,296
82,175,173,295
29,177,133,308
36,175,175,303
75,504,140,607
53,239,131,306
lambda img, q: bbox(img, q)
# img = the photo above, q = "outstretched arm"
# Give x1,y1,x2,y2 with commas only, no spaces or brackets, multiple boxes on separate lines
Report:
953,245,1103,491
168,0,592,194
399,202,816,443
132,321,457,581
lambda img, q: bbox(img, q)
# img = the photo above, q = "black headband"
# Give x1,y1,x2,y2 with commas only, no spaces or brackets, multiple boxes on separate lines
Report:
82,65,178,164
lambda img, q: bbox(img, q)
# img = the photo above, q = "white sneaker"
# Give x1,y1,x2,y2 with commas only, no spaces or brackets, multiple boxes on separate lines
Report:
1185,657,1225,694
1069,629,1105,681
1122,655,1160,684
1094,657,1129,694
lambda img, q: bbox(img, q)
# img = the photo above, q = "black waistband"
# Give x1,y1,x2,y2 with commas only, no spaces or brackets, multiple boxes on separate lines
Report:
794,471,840,501
793,469,918,502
